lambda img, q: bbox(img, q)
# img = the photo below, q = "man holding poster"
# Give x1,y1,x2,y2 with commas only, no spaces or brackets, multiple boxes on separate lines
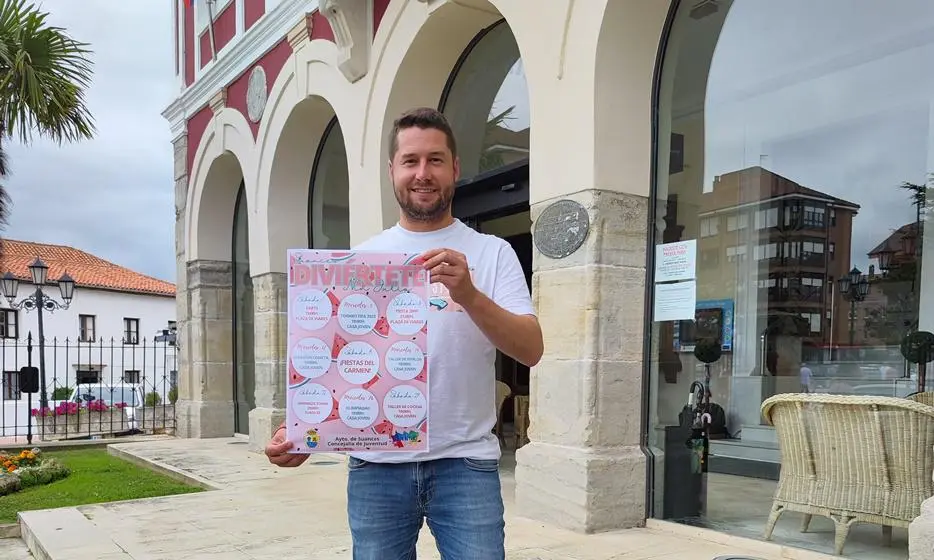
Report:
265,107,543,559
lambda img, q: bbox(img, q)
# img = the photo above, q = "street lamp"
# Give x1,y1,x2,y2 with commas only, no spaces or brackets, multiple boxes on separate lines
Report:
837,266,869,347
1,257,76,409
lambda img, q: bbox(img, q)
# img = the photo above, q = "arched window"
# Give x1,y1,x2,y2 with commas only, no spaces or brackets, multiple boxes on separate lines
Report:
231,182,254,435
308,117,350,249
648,1,934,554
440,20,529,183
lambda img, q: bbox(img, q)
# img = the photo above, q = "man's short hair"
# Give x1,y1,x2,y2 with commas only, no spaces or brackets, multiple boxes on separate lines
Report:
388,107,458,160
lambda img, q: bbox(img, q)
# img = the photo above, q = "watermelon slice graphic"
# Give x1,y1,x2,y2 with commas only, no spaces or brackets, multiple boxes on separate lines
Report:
373,316,390,338
288,367,308,388
326,290,340,316
332,333,348,360
421,323,428,335
322,397,340,422
419,419,428,433
362,372,380,389
372,419,394,435
414,362,427,384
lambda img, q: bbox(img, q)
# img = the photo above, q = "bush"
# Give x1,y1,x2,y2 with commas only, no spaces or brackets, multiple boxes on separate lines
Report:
168,386,178,404
0,449,71,497
16,459,70,489
51,386,72,400
144,392,161,407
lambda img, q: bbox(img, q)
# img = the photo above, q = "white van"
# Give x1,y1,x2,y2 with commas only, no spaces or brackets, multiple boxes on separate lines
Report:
69,384,144,433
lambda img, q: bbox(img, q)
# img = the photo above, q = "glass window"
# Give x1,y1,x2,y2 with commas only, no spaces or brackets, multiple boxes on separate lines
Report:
648,2,934,556
440,20,529,182
232,184,254,434
308,118,350,249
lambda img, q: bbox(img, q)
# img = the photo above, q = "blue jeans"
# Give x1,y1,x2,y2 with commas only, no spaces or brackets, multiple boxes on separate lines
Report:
346,456,505,559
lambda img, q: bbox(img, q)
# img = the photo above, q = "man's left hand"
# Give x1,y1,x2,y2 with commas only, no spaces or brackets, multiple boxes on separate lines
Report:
419,248,477,306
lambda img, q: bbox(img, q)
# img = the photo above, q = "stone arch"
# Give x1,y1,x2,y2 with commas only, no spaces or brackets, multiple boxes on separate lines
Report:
359,0,542,240
252,39,359,275
593,1,672,198
186,107,256,262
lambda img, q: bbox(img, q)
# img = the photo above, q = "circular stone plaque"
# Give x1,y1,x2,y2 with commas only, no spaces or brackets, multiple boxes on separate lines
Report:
246,66,267,123
533,199,590,259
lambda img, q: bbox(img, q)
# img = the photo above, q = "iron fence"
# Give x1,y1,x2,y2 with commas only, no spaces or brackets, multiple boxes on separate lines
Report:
0,332,178,444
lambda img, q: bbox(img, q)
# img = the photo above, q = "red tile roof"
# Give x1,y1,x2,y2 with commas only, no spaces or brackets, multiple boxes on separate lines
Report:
0,239,175,297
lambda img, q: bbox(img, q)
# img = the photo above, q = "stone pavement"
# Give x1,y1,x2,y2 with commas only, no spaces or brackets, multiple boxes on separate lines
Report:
1,436,830,559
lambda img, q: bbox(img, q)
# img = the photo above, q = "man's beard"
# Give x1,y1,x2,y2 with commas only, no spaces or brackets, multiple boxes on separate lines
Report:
395,182,453,223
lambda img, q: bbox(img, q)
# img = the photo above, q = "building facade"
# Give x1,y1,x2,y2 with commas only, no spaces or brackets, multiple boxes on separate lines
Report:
0,239,177,437
167,0,934,556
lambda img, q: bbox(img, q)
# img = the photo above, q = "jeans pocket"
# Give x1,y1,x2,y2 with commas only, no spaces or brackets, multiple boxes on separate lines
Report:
462,457,500,473
347,456,369,471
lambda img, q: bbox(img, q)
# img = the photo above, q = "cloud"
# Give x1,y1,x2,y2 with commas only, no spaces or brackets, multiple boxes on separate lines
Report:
1,0,175,283
696,0,934,270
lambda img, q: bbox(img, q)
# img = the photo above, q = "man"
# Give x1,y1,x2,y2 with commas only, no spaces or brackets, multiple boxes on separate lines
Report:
800,362,812,393
264,107,544,559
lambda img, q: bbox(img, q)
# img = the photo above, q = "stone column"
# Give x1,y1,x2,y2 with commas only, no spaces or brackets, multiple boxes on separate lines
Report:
910,494,934,558
172,133,190,428
515,189,649,533
248,272,288,451
176,260,235,437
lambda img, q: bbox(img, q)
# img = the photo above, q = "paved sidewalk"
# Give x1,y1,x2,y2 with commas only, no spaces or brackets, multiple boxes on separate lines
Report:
8,437,811,559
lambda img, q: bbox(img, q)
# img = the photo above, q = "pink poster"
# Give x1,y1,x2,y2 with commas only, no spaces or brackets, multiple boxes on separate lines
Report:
286,249,430,454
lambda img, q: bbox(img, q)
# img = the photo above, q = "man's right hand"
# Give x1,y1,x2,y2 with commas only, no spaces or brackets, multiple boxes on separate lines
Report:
264,427,308,468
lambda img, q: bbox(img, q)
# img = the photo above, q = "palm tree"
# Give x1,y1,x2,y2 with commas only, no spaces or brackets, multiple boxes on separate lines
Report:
0,0,94,230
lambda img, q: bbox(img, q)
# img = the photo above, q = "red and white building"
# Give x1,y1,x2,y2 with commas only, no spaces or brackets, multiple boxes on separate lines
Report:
166,0,934,555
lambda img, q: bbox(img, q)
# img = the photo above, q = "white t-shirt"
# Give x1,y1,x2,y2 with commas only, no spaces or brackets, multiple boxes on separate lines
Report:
348,219,535,463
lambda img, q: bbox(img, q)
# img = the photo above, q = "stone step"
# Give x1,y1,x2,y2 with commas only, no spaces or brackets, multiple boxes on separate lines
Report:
0,536,33,559
19,508,129,559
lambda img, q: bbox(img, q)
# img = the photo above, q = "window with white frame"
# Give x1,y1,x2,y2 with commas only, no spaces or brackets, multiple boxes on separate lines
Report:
803,205,825,227
79,314,96,342
754,243,778,260
124,318,139,345
755,207,778,229
0,309,17,339
726,245,747,262
3,371,19,400
700,217,719,237
727,213,748,231
800,312,822,332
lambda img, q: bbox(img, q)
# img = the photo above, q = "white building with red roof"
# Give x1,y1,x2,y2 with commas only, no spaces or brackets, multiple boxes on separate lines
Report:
0,239,177,438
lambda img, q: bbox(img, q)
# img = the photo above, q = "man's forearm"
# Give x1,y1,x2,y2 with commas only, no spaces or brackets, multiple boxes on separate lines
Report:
462,290,543,367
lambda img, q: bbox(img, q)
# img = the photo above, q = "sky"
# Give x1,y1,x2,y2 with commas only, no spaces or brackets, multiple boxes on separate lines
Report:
3,1,175,282
696,0,934,272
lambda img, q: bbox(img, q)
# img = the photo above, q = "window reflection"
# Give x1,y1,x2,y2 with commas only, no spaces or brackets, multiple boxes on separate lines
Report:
650,0,934,554
308,118,350,249
440,20,530,182
232,183,254,435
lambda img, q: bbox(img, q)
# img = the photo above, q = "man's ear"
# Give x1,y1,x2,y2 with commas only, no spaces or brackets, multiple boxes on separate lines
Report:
452,156,460,182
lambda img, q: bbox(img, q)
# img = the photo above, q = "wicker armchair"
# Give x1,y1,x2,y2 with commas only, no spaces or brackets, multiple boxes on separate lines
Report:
907,391,934,407
761,393,934,555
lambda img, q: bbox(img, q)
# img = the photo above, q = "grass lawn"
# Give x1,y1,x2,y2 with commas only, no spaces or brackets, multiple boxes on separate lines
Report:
0,447,204,523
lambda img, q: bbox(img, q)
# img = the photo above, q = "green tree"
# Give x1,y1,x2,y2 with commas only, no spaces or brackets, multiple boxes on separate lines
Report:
0,0,95,228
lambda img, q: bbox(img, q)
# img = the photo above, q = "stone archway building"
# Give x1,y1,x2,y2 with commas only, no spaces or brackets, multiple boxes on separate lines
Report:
166,0,934,555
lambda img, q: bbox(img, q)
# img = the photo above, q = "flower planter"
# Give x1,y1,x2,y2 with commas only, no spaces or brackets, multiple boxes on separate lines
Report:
134,405,176,434
34,409,129,440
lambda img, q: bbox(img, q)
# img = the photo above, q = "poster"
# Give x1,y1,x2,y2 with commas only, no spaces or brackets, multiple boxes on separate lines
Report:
654,240,697,283
286,249,430,454
653,280,697,322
